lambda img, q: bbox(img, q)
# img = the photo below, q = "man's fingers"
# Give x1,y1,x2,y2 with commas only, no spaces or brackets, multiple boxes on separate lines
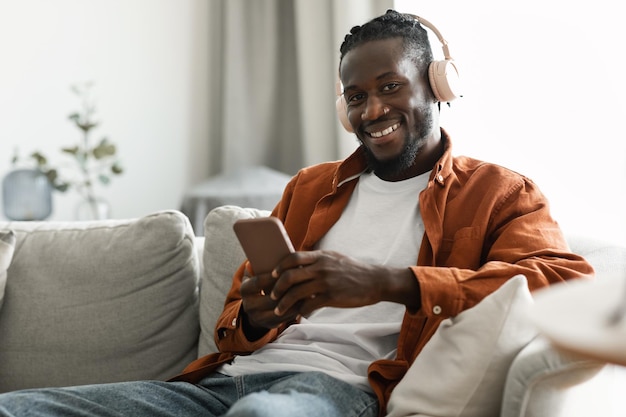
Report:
273,283,320,316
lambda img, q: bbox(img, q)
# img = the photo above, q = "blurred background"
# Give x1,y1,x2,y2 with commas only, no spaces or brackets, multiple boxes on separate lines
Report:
1,0,624,246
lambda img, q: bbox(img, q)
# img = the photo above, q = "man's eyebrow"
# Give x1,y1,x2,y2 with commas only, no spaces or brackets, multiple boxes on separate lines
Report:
342,72,400,94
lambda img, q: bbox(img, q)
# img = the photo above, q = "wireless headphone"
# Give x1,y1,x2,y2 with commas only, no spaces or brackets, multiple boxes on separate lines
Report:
336,14,461,133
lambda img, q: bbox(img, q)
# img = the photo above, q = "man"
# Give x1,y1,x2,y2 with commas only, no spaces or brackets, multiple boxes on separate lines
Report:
0,10,592,417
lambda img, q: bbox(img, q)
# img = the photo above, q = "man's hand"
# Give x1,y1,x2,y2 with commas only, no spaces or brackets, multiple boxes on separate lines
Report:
269,250,421,317
240,250,421,339
239,265,299,340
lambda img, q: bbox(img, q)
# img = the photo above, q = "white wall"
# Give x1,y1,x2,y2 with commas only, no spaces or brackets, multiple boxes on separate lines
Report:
395,0,626,247
0,0,210,221
2,0,624,247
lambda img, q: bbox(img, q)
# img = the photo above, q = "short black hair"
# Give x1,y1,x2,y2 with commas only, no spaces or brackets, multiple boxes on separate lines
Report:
339,10,433,73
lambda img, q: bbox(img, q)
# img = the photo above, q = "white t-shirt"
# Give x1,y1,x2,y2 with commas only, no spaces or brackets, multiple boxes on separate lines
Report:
218,170,430,392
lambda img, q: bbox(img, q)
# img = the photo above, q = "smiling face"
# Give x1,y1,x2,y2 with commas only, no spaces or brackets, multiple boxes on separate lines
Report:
340,37,442,181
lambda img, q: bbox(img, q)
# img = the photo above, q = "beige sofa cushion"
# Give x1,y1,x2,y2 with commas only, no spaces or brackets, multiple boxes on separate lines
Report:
198,205,270,356
0,210,199,392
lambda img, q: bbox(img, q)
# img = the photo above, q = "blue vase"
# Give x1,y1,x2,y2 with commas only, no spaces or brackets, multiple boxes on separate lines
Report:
2,169,53,220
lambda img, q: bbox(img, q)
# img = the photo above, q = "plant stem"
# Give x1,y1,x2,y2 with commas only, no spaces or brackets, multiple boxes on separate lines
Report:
79,128,99,219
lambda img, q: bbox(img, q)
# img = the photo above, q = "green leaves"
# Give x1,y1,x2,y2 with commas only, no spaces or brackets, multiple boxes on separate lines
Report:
98,174,111,185
61,146,79,155
63,138,118,160
111,162,123,175
92,138,116,159
31,151,48,167
17,152,71,192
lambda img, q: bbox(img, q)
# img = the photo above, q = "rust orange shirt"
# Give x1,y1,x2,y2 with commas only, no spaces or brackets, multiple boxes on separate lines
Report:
171,130,593,416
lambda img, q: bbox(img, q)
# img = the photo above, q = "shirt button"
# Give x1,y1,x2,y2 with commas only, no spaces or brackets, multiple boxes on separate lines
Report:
231,317,237,327
433,305,442,315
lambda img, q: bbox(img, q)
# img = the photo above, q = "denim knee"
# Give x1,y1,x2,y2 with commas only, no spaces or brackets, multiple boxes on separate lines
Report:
224,390,339,417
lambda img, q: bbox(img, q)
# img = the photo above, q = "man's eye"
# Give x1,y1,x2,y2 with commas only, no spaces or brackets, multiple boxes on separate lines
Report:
347,93,365,104
383,82,399,91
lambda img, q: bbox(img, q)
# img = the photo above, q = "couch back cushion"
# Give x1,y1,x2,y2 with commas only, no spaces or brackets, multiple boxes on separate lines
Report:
566,234,626,280
198,205,270,356
0,210,199,392
0,231,16,312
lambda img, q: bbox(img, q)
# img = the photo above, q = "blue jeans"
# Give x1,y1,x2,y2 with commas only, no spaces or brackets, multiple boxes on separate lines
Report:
0,371,378,417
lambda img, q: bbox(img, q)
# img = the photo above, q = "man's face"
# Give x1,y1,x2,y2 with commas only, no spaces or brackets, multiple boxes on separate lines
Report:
340,37,438,178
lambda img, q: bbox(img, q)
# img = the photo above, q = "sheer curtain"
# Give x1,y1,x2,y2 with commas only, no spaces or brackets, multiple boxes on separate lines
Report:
205,0,393,176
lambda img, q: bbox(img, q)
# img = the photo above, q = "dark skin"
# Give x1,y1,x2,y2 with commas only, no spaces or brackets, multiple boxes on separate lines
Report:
240,37,444,340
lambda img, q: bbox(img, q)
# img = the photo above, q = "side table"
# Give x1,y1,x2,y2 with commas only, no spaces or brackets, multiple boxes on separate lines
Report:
180,166,291,236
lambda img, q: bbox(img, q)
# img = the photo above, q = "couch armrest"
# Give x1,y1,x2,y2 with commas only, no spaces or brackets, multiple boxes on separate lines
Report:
501,336,605,417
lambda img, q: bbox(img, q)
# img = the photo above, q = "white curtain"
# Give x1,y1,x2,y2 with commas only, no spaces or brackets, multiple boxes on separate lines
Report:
205,0,394,176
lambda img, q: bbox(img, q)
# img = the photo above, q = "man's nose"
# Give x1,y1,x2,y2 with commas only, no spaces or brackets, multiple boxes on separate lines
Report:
361,97,388,120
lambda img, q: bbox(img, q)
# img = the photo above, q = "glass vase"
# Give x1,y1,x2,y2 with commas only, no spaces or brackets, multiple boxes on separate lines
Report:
75,196,110,221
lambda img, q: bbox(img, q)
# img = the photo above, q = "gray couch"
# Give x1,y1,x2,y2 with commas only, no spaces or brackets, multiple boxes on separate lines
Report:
0,207,624,416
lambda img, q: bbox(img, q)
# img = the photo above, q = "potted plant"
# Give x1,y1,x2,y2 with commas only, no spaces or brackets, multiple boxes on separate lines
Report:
11,82,123,220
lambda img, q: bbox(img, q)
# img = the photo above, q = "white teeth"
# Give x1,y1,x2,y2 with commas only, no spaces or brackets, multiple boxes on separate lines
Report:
370,123,399,138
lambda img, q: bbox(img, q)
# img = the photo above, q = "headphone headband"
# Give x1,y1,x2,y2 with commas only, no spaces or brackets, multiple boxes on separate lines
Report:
408,14,452,61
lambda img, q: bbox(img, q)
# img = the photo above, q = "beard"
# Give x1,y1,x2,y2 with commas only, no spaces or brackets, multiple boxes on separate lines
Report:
360,106,434,179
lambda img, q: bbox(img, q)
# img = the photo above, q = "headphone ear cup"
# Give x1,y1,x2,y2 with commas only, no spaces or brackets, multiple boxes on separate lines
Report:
428,59,461,103
336,94,354,133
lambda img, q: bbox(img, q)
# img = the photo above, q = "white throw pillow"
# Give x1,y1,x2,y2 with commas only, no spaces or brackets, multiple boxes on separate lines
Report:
386,275,537,417
0,230,16,311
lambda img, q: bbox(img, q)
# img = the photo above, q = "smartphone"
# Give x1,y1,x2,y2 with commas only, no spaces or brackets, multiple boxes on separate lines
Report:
233,216,295,274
